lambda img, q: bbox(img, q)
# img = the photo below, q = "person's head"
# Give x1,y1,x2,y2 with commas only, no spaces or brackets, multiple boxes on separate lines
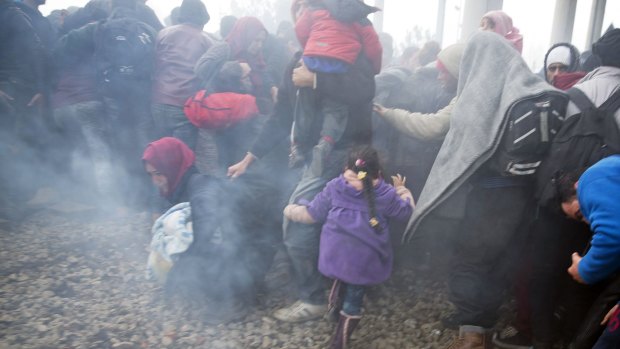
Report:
415,41,441,67
346,146,383,231
480,10,522,53
226,17,268,58
142,137,195,198
398,45,419,68
178,0,209,28
110,0,137,10
24,0,46,7
219,15,238,39
436,43,465,92
544,43,580,84
592,28,620,69
558,170,587,222
212,61,252,93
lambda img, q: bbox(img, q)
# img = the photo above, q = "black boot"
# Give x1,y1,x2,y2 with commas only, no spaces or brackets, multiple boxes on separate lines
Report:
329,311,361,349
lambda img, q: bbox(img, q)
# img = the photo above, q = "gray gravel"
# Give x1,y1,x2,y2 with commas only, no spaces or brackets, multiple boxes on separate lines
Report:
0,209,465,349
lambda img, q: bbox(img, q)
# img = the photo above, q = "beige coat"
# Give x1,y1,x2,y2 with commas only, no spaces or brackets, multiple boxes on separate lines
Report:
381,97,456,140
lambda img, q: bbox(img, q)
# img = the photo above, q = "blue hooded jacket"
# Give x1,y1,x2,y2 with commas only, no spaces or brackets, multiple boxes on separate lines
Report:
578,155,620,284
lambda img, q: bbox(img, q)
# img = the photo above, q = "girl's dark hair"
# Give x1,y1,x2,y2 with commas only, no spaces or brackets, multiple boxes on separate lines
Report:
346,146,382,232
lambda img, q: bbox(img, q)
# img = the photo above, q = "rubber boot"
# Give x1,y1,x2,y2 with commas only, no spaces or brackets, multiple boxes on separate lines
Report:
329,311,361,349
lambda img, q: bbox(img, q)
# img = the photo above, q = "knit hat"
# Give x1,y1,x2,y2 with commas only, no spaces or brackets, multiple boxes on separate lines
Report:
179,0,210,28
546,45,571,66
592,28,620,68
436,43,465,79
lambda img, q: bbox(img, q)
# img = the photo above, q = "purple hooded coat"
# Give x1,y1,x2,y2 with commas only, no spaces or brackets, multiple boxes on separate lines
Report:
306,175,413,285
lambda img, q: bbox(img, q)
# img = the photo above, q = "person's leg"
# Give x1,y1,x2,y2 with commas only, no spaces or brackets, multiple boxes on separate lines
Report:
329,283,364,349
153,103,197,150
341,284,365,316
447,185,531,329
274,148,346,322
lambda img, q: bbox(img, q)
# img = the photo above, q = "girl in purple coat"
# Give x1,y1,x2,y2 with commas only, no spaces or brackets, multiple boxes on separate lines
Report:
284,146,414,349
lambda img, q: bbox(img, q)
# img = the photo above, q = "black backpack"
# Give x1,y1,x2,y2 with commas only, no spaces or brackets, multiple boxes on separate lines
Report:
490,91,569,176
95,17,155,94
535,87,620,209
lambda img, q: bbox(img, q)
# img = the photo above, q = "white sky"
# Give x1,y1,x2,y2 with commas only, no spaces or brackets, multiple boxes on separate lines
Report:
40,0,619,71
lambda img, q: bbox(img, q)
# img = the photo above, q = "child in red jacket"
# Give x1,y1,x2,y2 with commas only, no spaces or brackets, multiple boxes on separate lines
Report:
289,0,382,168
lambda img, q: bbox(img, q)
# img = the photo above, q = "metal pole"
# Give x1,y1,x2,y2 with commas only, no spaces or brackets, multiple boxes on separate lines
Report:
586,0,607,49
436,0,447,45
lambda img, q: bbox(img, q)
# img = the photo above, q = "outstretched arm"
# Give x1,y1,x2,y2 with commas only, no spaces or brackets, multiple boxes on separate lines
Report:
284,204,316,224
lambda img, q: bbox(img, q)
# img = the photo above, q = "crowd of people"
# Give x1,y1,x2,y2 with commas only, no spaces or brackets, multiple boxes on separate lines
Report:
1,0,620,348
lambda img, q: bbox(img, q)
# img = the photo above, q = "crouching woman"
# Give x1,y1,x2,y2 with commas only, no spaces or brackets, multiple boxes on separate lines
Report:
142,137,256,323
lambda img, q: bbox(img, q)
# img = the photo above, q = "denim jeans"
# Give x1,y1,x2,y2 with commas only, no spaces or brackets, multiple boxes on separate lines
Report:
53,101,115,199
283,147,347,305
342,283,365,316
151,103,197,150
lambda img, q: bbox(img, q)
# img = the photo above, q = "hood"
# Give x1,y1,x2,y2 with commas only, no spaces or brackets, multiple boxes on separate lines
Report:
322,0,379,23
544,42,581,82
404,31,563,241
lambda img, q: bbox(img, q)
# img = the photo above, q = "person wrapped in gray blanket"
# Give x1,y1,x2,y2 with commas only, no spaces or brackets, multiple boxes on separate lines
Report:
402,31,566,348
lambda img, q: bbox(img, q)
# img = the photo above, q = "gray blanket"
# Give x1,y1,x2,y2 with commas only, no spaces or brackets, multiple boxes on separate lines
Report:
403,31,563,241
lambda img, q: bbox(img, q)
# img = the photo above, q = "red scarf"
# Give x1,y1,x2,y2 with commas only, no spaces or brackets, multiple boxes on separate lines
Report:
142,137,195,197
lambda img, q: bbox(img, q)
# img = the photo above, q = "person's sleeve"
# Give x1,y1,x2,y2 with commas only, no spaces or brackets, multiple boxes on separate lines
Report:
381,97,455,140
384,187,413,222
11,9,47,92
305,181,333,223
194,42,231,84
354,19,382,74
53,22,97,68
577,176,620,284
188,175,220,254
249,73,294,158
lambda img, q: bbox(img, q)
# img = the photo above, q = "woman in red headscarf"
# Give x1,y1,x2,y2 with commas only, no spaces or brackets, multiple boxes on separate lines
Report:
142,137,265,323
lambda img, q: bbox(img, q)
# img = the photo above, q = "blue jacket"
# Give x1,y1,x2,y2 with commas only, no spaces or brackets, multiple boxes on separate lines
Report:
578,155,620,284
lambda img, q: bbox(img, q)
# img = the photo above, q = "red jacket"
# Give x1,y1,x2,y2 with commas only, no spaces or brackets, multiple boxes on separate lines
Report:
295,8,382,74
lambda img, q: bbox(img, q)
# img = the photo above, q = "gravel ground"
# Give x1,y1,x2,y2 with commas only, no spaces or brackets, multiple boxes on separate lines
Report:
0,207,472,349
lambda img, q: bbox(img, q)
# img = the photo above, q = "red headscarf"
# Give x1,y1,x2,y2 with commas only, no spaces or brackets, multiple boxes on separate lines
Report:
482,10,523,54
226,17,268,95
226,16,267,63
142,137,195,197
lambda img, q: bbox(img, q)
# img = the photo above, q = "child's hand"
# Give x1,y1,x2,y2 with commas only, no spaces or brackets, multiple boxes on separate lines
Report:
391,174,406,187
283,204,295,219
602,304,620,325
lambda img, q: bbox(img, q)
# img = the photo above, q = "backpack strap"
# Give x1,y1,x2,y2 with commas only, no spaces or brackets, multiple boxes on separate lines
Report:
599,88,620,114
567,87,595,111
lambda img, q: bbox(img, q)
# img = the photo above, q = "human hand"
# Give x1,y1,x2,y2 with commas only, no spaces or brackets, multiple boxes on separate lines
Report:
227,153,256,178
567,252,585,283
391,174,406,187
27,93,43,107
0,90,14,103
602,304,620,325
292,61,315,88
283,204,295,219
373,103,387,116
271,86,278,103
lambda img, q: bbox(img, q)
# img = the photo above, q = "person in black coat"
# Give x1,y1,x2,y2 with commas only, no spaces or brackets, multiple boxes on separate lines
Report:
143,137,277,323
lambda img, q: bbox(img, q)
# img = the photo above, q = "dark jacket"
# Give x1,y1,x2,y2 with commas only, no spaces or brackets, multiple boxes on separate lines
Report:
165,169,263,304
250,52,375,159
0,1,45,92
